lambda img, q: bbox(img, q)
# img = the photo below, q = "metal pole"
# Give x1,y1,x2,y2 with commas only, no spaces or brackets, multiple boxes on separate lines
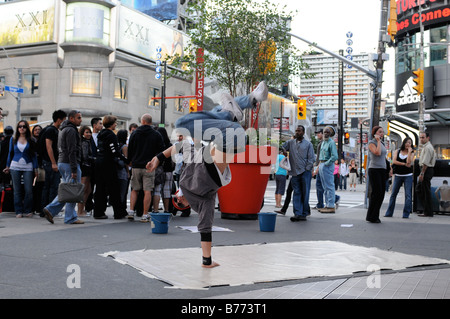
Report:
338,49,344,161
360,123,363,184
160,61,166,127
418,4,425,133
279,100,283,144
17,68,22,123
371,0,390,129
287,32,377,80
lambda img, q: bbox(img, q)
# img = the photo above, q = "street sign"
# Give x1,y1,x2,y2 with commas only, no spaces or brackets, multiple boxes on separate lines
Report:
5,85,24,93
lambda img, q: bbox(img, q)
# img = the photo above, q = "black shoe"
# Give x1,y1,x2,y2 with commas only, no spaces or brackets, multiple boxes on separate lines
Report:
367,218,381,223
274,210,286,215
94,215,108,219
43,208,54,224
290,215,307,222
180,211,190,217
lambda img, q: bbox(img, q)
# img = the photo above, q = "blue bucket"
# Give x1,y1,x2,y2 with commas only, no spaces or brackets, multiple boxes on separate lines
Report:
258,212,277,232
150,212,171,234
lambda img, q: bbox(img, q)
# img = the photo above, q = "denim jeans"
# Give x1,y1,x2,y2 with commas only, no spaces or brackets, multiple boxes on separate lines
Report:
385,174,413,218
315,171,324,208
175,96,253,153
339,175,347,190
41,159,61,210
290,170,312,217
319,163,335,208
10,169,34,215
45,162,81,224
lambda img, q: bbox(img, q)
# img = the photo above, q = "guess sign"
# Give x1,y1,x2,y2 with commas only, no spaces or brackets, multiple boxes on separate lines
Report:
196,48,204,111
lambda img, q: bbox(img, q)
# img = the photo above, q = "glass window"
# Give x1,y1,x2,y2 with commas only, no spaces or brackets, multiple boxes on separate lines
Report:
174,94,184,113
0,76,5,97
148,87,160,108
114,77,127,101
72,69,101,96
430,26,448,66
23,73,39,95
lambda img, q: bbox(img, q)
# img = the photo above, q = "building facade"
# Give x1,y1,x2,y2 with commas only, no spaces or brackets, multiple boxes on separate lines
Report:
291,52,374,130
0,0,192,134
392,0,450,158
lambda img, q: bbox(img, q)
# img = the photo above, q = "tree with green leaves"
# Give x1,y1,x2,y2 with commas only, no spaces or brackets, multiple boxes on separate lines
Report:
169,0,312,98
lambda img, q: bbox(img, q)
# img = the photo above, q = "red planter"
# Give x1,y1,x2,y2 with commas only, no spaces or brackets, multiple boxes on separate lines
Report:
218,145,277,219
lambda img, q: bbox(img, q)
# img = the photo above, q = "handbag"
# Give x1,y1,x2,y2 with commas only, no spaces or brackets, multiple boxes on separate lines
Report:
58,179,85,203
279,156,291,171
36,167,45,182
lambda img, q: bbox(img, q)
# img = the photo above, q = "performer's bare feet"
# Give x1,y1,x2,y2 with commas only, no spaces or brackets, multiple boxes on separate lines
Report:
202,261,220,268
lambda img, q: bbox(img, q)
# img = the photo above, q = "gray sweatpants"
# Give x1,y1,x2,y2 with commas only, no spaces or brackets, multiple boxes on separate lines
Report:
179,145,223,234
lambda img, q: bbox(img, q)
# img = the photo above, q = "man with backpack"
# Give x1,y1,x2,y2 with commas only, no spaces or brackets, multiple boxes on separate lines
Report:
38,110,66,214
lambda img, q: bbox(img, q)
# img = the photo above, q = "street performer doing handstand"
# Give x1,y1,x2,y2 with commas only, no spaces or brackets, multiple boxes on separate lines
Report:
146,82,268,268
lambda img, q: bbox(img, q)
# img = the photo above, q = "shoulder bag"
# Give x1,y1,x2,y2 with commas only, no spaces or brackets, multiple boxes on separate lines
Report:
279,156,291,171
58,179,85,203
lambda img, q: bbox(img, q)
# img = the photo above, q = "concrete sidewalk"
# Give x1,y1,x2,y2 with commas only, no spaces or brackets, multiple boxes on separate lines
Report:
1,181,449,301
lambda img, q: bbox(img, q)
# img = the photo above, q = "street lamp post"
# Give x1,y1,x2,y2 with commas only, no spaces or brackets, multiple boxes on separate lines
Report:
418,4,425,133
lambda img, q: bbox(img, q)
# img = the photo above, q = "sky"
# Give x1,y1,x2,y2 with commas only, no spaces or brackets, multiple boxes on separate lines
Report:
270,0,396,95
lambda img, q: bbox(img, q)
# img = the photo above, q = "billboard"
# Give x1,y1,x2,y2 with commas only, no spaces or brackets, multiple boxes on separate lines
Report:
65,2,111,46
317,109,338,125
395,67,434,112
120,0,178,22
0,0,56,47
117,5,187,62
396,0,450,38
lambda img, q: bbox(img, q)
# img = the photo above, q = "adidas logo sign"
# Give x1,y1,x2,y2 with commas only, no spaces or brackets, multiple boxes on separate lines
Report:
397,77,422,106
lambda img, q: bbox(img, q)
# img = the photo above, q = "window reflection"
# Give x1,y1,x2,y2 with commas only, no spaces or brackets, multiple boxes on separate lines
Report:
72,69,101,95
114,77,127,100
396,24,449,73
148,87,160,108
23,74,39,95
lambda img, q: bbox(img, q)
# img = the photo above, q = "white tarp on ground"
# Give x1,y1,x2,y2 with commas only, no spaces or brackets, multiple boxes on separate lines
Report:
102,241,450,290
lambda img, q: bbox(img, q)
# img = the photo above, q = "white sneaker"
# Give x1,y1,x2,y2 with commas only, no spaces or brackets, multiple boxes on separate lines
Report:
140,214,149,223
250,81,268,103
221,93,243,122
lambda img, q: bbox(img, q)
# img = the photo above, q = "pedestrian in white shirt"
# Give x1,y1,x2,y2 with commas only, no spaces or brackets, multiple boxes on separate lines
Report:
339,158,349,191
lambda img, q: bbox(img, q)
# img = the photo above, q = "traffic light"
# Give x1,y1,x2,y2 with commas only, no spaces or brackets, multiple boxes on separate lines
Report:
344,132,350,144
189,99,197,112
387,0,397,41
297,99,306,120
412,69,424,95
